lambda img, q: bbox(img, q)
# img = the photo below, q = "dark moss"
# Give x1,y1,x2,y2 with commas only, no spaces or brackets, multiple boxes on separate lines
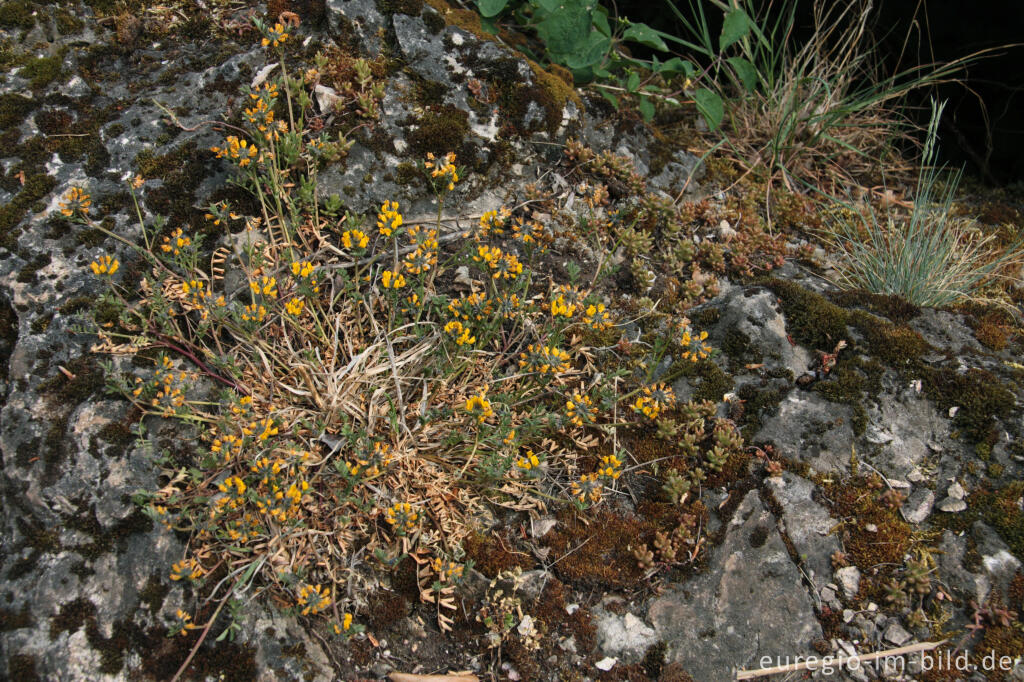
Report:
721,328,762,367
7,654,40,682
463,529,535,577
921,367,1014,445
393,161,420,186
848,310,929,367
364,590,410,630
690,306,720,327
766,279,849,350
0,173,56,250
20,55,61,90
55,8,84,34
830,289,920,323
63,504,153,561
421,7,445,33
29,311,52,334
97,420,136,448
542,508,652,588
0,297,17,376
50,597,96,637
0,92,33,129
405,104,471,158
16,253,51,284
139,575,169,614
668,355,734,403
971,482,1024,562
134,145,212,233
37,355,105,404
0,605,31,631
735,381,786,439
0,0,35,29
375,0,423,14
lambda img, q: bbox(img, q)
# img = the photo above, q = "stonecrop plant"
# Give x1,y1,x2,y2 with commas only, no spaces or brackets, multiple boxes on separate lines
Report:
60,16,739,647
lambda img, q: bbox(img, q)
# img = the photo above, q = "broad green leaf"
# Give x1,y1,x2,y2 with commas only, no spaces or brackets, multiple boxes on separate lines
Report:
719,8,751,51
622,22,668,52
535,7,592,55
476,0,508,18
658,57,694,78
693,88,724,131
562,31,610,70
534,0,563,12
726,56,758,92
479,15,499,34
626,71,640,93
638,96,655,122
592,4,611,36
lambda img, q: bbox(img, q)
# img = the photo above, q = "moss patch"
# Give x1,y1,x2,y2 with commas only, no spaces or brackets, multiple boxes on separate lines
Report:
405,104,471,158
20,55,61,90
542,508,652,588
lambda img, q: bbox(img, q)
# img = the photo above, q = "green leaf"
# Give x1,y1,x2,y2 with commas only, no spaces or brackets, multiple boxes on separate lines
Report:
658,57,694,78
598,89,620,109
535,7,592,55
638,96,655,122
562,31,610,70
693,88,724,131
726,56,758,92
592,5,611,36
719,8,751,51
535,0,564,12
476,0,508,18
622,22,668,52
625,71,640,93
479,15,499,33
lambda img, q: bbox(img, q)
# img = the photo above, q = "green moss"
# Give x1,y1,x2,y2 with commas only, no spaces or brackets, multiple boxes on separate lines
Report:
405,104,470,158
736,383,784,438
766,279,849,350
0,92,34,129
668,356,734,403
830,289,920,323
542,508,651,588
848,310,929,367
0,174,57,251
54,8,84,34
394,161,420,186
721,328,762,367
421,7,445,33
921,367,1013,445
0,0,35,29
20,55,61,90
37,355,105,404
375,0,423,13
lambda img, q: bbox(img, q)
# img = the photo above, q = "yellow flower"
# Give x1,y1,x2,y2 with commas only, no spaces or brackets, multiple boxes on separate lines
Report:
261,22,289,48
291,260,315,278
566,392,597,427
549,294,576,318
680,327,712,362
341,229,369,251
89,255,119,276
632,383,676,419
518,343,571,375
296,584,331,616
59,186,91,217
284,298,305,316
381,269,406,289
377,200,403,237
465,390,494,423
385,502,419,533
170,558,204,581
515,449,540,470
249,276,278,298
597,454,622,480
584,303,613,330
444,320,475,346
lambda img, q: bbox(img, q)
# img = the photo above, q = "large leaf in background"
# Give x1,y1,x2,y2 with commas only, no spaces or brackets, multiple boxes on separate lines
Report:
476,0,508,18
657,57,695,79
562,31,611,70
726,56,758,92
719,8,751,51
693,88,724,131
535,3,593,56
621,22,668,52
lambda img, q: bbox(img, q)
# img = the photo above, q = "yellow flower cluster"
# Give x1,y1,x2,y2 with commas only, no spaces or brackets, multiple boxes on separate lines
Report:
473,245,523,280
465,390,494,423
341,229,369,251
59,186,91,217
170,558,204,582
680,327,712,362
211,135,258,167
518,343,571,375
161,228,192,256
425,151,459,191
468,207,509,239
448,292,490,322
515,449,540,471
565,391,597,427
211,433,244,462
242,303,267,323
381,269,406,289
250,276,278,298
632,383,676,419
385,502,419,533
174,609,199,635
444,320,475,346
261,22,289,48
345,441,391,478
89,255,119,276
377,200,403,237
583,302,613,330
333,613,354,635
597,454,622,480
296,584,331,617
571,473,602,504
291,260,315,278
430,557,465,582
550,294,576,318
284,298,305,316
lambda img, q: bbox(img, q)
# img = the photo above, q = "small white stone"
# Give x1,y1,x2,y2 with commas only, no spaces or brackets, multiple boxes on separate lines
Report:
835,566,861,600
948,481,966,499
595,657,617,671
937,497,967,513
566,603,579,615
884,622,912,646
842,609,856,623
